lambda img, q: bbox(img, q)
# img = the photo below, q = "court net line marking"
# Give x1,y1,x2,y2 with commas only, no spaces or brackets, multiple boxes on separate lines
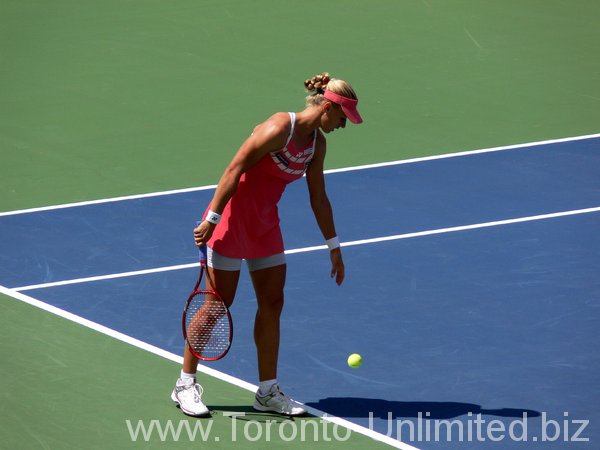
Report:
0,285,418,450
1,132,598,217
14,205,600,292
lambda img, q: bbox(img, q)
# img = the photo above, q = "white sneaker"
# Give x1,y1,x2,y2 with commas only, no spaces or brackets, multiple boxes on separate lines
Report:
171,378,210,417
253,384,306,416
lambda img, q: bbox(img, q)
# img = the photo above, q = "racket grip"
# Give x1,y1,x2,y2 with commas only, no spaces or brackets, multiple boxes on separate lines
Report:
199,245,208,263
195,220,208,264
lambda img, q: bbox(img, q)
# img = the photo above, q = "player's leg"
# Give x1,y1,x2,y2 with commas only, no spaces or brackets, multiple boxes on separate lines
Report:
250,262,286,382
248,255,305,416
173,248,241,417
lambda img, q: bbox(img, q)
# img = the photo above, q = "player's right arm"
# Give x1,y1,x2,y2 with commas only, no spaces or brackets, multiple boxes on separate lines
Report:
194,113,290,246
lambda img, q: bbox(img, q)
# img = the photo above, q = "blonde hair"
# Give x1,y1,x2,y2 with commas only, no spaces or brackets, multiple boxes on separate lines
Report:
304,72,358,107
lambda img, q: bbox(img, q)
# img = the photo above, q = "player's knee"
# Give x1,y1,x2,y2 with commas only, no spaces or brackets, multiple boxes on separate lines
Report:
259,294,284,316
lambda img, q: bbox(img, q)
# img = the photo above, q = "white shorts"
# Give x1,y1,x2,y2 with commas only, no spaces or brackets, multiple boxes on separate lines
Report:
207,246,286,272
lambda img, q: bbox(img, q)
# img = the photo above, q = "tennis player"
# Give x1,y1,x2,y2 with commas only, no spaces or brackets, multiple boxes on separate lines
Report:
171,72,363,417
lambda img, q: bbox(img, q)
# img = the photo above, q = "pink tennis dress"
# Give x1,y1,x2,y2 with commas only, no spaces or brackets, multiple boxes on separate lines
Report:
206,112,317,259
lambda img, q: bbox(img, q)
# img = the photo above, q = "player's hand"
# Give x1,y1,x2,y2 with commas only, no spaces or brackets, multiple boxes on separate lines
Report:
330,248,345,286
194,221,216,247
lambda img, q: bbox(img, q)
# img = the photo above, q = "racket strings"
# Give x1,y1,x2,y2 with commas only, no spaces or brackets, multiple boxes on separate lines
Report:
185,292,230,359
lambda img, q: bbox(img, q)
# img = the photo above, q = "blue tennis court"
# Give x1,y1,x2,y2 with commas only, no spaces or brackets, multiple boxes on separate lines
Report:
1,136,599,449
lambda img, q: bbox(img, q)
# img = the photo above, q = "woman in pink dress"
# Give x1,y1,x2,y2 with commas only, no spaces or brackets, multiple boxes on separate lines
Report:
171,72,363,417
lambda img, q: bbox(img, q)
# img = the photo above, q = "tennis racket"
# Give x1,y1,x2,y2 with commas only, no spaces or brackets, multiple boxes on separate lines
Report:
182,243,233,361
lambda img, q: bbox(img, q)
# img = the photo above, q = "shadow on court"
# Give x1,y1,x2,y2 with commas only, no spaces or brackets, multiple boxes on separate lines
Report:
209,405,302,423
306,398,541,420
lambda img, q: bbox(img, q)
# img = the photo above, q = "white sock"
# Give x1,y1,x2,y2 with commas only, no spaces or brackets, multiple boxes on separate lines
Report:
179,370,196,383
258,379,277,395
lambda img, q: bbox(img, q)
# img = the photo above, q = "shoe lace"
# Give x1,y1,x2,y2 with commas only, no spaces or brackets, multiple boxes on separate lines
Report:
191,383,203,403
180,381,203,403
271,385,290,402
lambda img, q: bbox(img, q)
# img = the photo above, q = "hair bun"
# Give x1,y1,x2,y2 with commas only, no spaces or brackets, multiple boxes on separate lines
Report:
304,72,331,94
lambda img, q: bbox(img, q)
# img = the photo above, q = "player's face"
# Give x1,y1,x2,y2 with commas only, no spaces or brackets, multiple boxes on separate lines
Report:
321,103,347,133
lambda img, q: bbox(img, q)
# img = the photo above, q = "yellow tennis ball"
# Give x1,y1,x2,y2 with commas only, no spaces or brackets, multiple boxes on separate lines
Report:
347,353,363,369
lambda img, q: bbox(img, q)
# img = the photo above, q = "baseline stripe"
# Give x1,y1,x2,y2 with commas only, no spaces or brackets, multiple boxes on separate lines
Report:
0,285,417,450
333,206,600,250
1,133,598,217
323,133,600,175
0,185,217,217
13,206,600,292
16,263,199,292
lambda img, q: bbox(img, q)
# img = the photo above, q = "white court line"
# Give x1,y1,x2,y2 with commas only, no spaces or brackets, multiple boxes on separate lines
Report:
14,205,600,292
16,263,200,292
1,133,598,217
325,132,600,175
0,285,417,450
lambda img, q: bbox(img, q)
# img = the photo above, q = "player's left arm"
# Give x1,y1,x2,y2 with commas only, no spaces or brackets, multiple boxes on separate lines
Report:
305,132,345,285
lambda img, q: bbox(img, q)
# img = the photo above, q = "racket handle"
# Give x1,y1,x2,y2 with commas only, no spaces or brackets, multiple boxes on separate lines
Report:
195,220,208,264
199,245,208,264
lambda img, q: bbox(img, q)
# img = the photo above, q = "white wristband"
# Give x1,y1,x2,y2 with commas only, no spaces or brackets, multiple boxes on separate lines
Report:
205,210,222,225
326,236,340,250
